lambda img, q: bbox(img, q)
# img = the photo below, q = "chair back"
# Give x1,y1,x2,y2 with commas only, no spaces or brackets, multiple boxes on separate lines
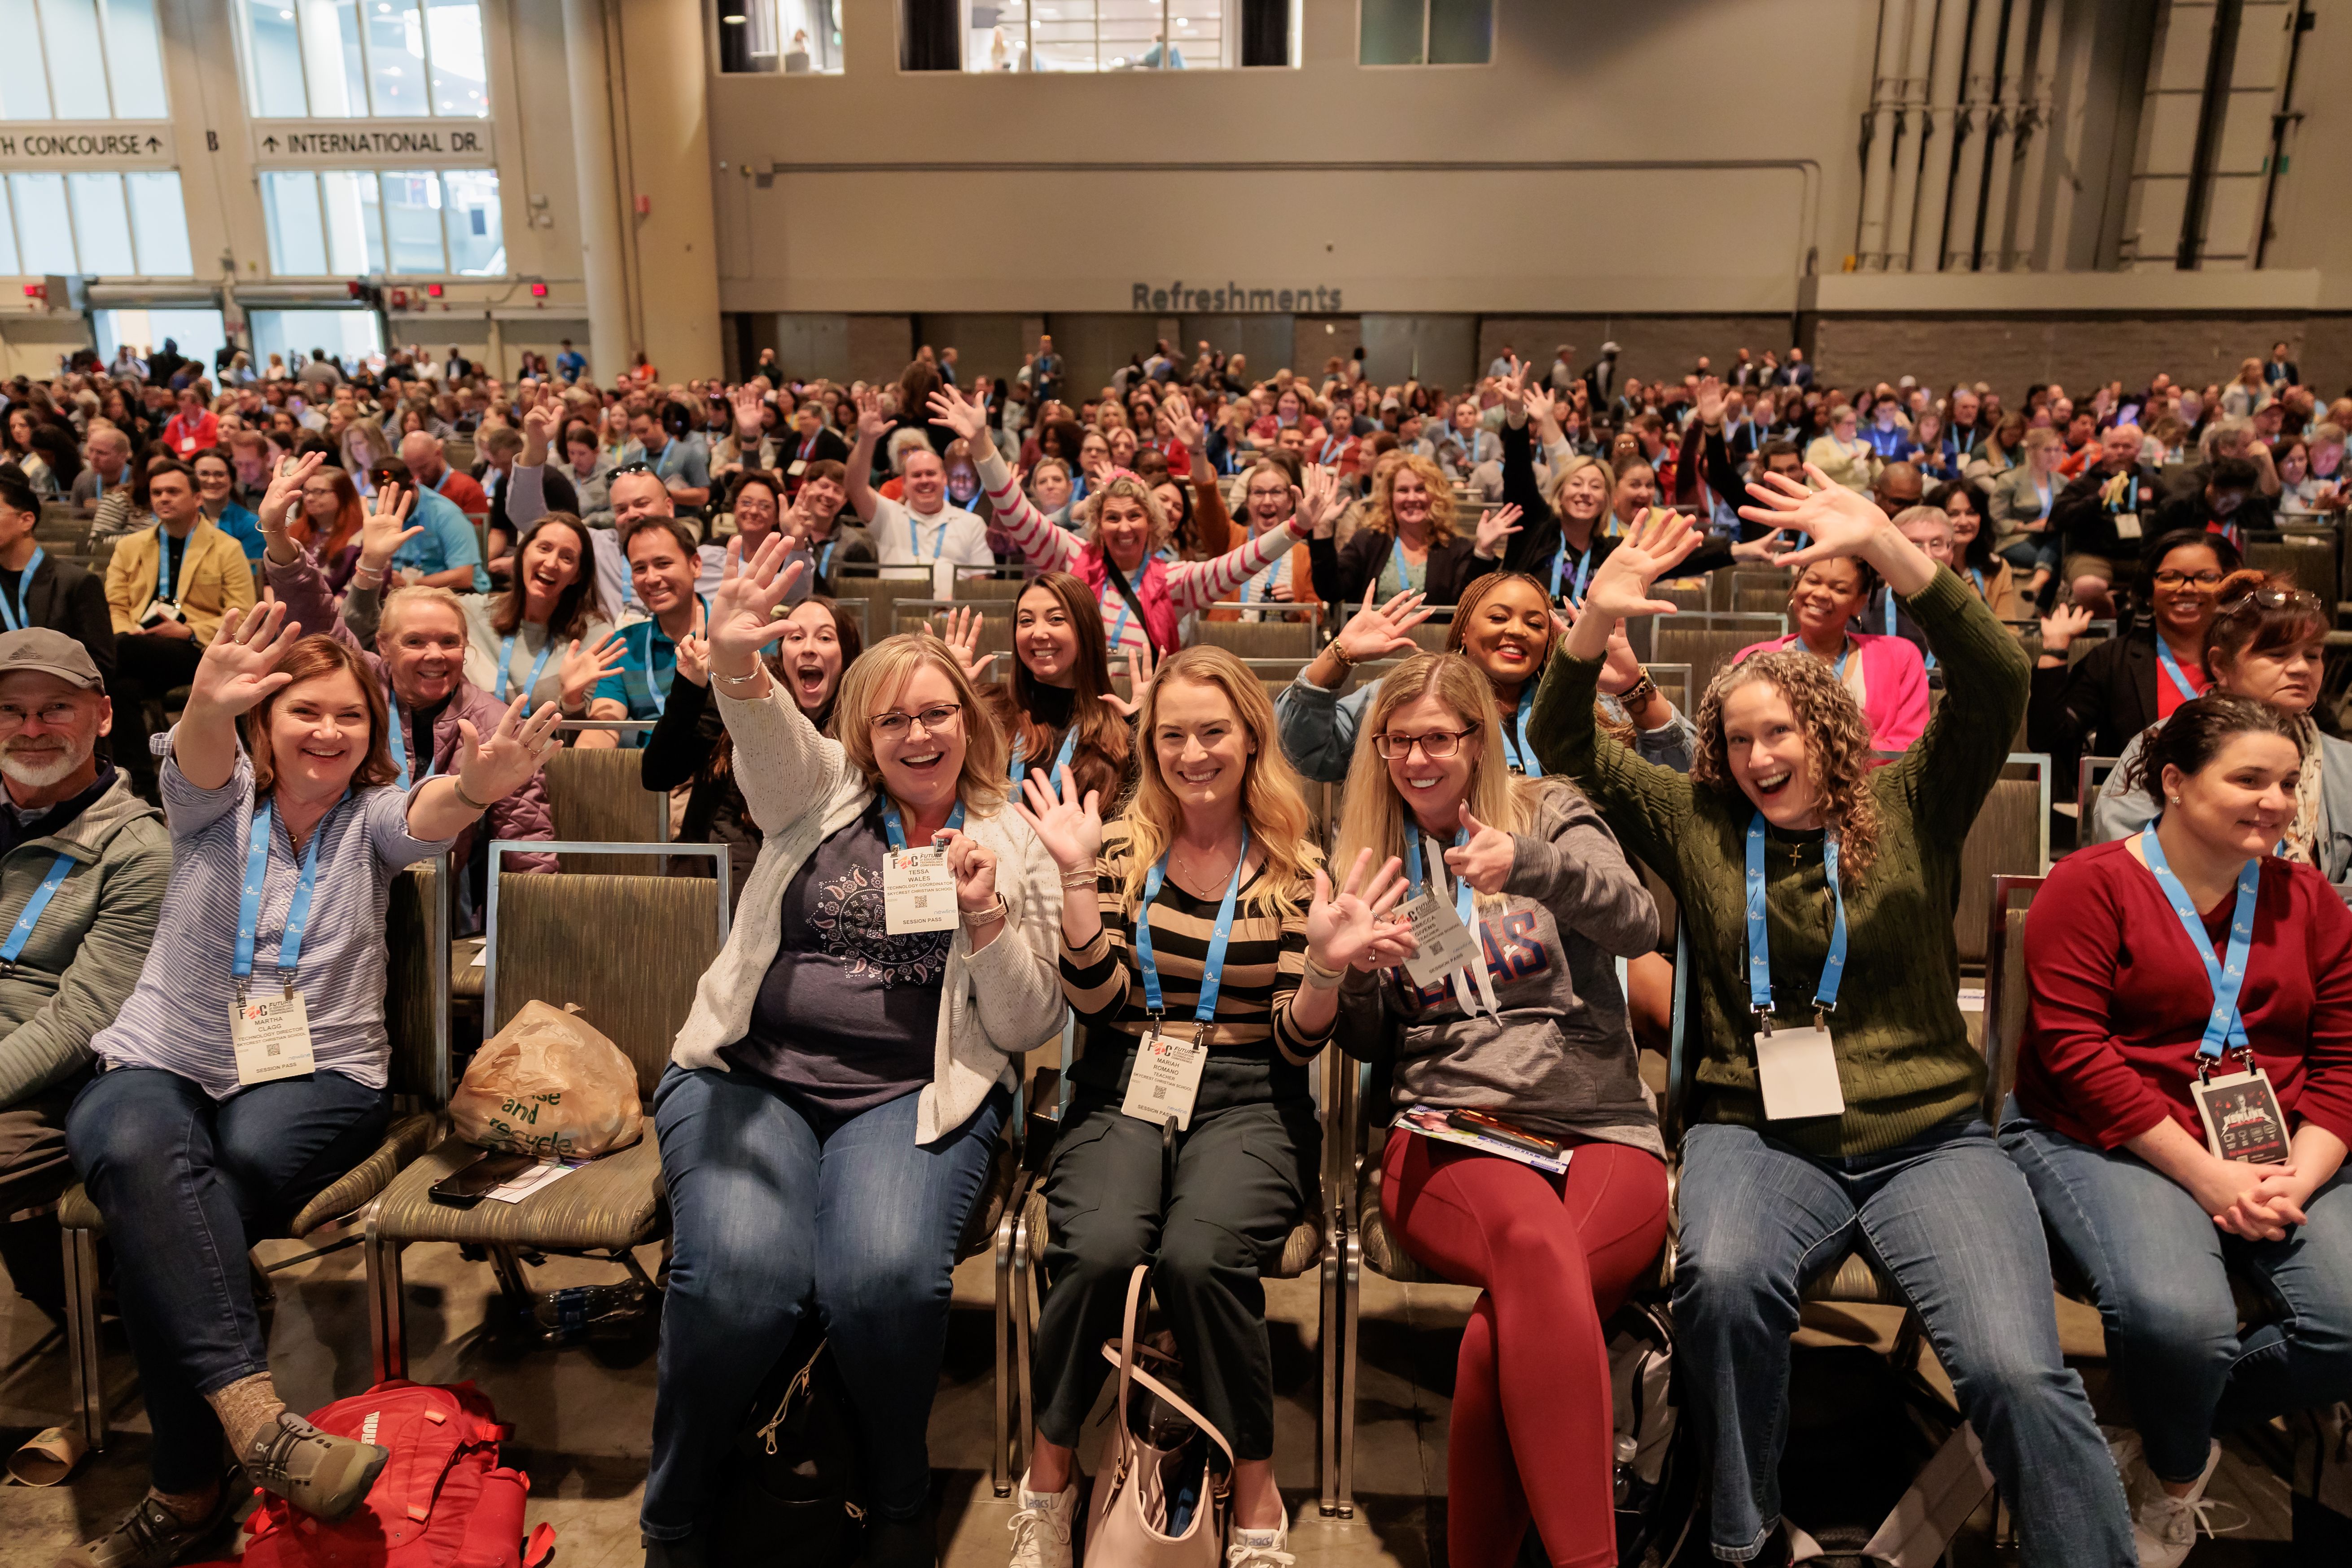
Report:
1980,876,2045,1123
1646,662,1692,716
1661,919,1700,1148
1651,615,1782,690
950,572,1034,602
1953,755,2050,965
1656,582,1710,614
483,842,732,1096
540,748,670,875
382,854,454,1105
1734,587,1792,616
1197,618,1317,659
2242,534,2334,596
2077,753,2123,817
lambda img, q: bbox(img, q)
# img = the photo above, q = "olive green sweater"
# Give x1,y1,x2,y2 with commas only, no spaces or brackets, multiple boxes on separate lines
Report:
1529,566,2029,1157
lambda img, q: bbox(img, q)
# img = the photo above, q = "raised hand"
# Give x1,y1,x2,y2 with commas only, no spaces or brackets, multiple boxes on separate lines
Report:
675,634,710,688
933,605,996,685
558,630,627,710
1442,804,1516,895
1307,848,1413,973
1336,585,1435,663
1738,464,1895,569
1159,390,1204,451
1524,386,1561,436
454,694,564,806
1103,642,1159,719
925,383,990,444
1578,509,1704,624
356,482,423,573
1293,463,1341,539
258,450,325,535
187,601,303,721
1014,763,1105,875
731,384,766,440
708,533,807,681
854,387,889,443
2040,602,2095,654
520,394,561,467
1495,360,1530,425
1694,375,1726,428
1729,529,1792,564
1474,502,1524,558
937,828,1001,912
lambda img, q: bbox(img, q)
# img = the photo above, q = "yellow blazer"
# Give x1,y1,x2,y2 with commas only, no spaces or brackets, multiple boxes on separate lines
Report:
104,520,256,644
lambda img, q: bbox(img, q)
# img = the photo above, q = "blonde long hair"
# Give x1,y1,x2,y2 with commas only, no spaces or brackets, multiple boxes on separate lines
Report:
1122,646,1315,915
1078,472,1175,556
1364,452,1459,546
1334,653,1528,912
834,632,1011,816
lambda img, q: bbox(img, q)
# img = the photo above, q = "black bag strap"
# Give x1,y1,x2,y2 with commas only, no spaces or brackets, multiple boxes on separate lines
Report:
1099,552,1166,661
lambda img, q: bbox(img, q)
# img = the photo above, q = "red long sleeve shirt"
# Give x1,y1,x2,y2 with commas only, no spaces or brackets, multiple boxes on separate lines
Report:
2016,837,2352,1151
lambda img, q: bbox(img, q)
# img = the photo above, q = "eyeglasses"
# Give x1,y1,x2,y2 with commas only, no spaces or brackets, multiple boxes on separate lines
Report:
2216,586,2322,617
2152,569,2227,587
871,702,963,740
0,701,84,729
1374,727,1476,761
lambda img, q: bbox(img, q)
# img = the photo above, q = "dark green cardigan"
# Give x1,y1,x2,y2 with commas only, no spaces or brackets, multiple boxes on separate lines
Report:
1529,566,2030,1157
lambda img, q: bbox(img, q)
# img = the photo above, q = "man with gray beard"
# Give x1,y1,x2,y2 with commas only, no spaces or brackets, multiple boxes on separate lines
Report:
0,629,167,1320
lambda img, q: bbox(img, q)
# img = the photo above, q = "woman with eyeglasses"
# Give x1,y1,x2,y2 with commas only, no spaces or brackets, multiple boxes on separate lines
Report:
2005,692,2352,1566
2087,571,2352,887
1330,650,1665,1568
642,538,1067,1568
1005,646,1409,1568
1532,493,2134,1568
2028,529,2244,797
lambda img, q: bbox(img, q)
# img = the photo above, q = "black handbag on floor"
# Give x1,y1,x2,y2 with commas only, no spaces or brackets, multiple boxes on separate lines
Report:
708,1321,867,1567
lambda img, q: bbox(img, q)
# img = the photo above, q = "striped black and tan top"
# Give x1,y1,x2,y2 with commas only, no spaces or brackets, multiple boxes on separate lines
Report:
1061,822,1327,1113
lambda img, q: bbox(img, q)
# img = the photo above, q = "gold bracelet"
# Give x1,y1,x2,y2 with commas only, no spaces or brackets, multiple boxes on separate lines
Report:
1060,871,1098,890
1326,640,1357,672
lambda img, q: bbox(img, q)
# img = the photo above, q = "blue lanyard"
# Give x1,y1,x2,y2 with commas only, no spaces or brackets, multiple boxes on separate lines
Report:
234,797,340,995
385,690,437,792
1319,433,1348,465
1744,811,1848,1022
1831,643,1851,681
1501,687,1542,777
2140,824,2259,1061
909,514,949,561
2157,638,2202,705
1135,826,1251,1025
630,601,705,715
154,528,177,602
1402,827,1476,928
1108,598,1132,651
1549,540,1592,606
1388,537,1420,595
0,545,40,631
1969,567,1984,598
818,540,836,579
881,797,965,851
2034,480,2051,517
498,633,555,705
1886,590,1936,672
1010,726,1079,785
0,851,74,968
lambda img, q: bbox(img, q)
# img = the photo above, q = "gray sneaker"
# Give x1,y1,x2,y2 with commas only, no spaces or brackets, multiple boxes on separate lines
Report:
53,1484,238,1568
239,1409,390,1522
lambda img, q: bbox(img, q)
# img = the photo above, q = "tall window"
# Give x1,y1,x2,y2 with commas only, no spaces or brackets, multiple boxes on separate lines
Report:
1359,0,1489,65
237,0,489,118
0,0,170,118
962,0,1228,72
717,0,841,73
260,167,503,276
0,171,191,276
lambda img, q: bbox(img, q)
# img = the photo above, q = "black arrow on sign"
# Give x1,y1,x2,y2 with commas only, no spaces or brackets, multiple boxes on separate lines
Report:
145,136,159,152
262,136,279,152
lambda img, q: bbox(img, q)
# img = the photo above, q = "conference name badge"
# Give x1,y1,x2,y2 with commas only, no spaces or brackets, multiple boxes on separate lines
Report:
2115,511,2143,540
1400,890,1480,990
230,991,316,1086
1756,1023,1846,1121
2193,1068,2291,1165
882,847,959,935
1121,1028,1208,1130
787,460,808,477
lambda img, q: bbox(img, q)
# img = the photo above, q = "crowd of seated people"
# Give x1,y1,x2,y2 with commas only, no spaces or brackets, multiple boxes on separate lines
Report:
0,330,2348,1568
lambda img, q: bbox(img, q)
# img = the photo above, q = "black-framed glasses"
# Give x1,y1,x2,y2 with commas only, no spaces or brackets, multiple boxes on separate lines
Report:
1374,727,1476,760
871,702,963,740
2152,569,2227,588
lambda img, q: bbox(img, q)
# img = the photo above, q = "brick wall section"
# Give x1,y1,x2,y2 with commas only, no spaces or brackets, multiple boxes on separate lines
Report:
846,315,913,386
1814,315,2341,403
1476,316,1793,392
1294,316,1363,380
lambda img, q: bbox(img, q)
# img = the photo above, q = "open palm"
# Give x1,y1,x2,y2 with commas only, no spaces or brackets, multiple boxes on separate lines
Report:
1738,465,1892,567
708,533,806,674
1308,849,1411,972
190,602,302,718
1580,509,1703,622
1013,765,1104,874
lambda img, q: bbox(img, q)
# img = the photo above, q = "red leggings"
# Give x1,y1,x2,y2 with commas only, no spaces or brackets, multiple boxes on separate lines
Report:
1381,1128,1670,1568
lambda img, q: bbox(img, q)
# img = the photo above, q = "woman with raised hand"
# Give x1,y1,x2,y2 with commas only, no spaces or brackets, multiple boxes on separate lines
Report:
2089,571,2352,890
1310,450,1518,609
61,604,558,1568
1733,551,1932,753
1331,650,1664,1568
2006,692,2352,1567
1003,646,1407,1568
937,573,1139,811
642,535,1066,1568
1278,573,1694,785
1529,489,2133,1567
937,383,1310,661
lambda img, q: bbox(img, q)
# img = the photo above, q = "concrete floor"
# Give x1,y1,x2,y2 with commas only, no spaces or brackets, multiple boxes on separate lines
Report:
0,1229,2308,1567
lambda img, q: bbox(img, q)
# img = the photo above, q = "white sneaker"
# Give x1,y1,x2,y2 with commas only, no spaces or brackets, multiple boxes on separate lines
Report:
2103,1424,2147,1507
2130,1439,2221,1568
1227,1506,1294,1568
1006,1474,1077,1568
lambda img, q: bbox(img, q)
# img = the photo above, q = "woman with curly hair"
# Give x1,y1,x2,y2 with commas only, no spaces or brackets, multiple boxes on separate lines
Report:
1530,486,2134,1568
1311,450,1518,609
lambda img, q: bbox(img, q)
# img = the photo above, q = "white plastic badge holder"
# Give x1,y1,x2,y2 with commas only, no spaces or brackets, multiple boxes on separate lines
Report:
2114,511,2142,540
1121,1030,1209,1130
1745,811,1850,1122
787,459,809,477
1399,830,1499,1016
1756,1025,1845,1120
231,991,316,1086
2194,1068,2291,1165
883,849,957,934
1401,889,1480,990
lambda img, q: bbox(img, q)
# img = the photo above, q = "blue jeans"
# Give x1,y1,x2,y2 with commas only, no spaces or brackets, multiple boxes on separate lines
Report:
641,1066,1009,1539
2001,1104,2352,1483
1673,1117,2133,1566
65,1066,391,1494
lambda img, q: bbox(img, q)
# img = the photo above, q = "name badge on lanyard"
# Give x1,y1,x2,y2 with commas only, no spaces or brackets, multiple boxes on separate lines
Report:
1501,686,1543,777
881,798,964,935
1399,830,1498,1016
1123,828,1251,1130
1746,812,1848,1120
228,798,338,1085
2142,826,2291,1164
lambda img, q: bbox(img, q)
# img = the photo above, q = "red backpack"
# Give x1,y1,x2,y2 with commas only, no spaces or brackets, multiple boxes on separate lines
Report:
193,1381,555,1568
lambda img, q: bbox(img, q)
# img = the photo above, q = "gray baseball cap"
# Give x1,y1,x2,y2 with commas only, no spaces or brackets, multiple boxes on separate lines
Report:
0,629,103,692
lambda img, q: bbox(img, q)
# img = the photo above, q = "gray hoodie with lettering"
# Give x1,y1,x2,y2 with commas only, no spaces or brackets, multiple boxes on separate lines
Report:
1337,779,1664,1157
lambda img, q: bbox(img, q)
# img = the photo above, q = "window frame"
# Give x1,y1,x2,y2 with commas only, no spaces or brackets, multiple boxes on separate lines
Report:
713,0,845,75
261,166,504,280
1355,0,1494,70
927,0,1246,75
235,0,489,120
0,167,194,277
0,0,174,119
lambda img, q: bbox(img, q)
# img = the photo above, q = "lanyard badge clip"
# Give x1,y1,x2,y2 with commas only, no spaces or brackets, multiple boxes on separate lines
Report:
1753,1004,1774,1038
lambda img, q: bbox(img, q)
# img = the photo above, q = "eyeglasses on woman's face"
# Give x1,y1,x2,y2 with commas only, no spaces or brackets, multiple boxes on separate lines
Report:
870,702,963,740
1373,727,1475,761
2153,569,2227,588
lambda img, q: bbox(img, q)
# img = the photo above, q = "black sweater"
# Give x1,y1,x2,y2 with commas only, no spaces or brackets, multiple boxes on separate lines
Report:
1310,528,1496,608
1495,420,1740,596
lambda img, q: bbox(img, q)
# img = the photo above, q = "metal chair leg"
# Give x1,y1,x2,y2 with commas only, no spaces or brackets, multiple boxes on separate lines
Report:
364,1218,407,1382
62,1224,104,1451
1012,1198,1038,1489
1335,1230,1363,1519
1318,1232,1343,1517
991,1174,1030,1498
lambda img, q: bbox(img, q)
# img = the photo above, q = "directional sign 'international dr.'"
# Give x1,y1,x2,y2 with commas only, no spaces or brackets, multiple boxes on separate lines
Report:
0,123,176,172
250,119,498,170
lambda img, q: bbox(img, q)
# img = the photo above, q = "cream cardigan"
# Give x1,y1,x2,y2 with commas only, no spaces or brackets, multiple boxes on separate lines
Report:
667,679,1069,1144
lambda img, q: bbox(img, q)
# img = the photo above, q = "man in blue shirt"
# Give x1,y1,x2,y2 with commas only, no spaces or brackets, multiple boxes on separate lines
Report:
624,407,711,517
368,459,489,592
596,516,706,744
556,339,587,385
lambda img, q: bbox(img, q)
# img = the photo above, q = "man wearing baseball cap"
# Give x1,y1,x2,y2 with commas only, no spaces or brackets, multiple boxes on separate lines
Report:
0,629,167,1321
